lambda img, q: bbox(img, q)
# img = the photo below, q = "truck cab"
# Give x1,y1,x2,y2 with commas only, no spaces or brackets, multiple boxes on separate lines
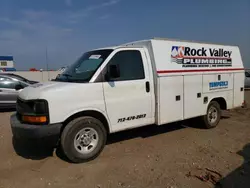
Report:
11,46,155,163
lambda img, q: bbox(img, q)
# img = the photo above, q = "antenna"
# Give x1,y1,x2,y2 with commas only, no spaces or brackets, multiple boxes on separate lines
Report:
46,46,50,80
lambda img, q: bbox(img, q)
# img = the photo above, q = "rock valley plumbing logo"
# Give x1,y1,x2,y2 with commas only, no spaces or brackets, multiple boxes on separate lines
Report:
171,46,232,68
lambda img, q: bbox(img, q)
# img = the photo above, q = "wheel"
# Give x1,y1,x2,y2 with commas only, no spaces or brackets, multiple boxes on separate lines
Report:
60,116,107,163
202,101,221,129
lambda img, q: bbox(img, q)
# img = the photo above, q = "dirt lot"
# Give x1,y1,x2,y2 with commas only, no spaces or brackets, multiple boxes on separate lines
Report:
0,92,250,188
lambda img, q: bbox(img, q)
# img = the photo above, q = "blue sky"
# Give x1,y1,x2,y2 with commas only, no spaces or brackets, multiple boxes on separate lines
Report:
0,0,249,70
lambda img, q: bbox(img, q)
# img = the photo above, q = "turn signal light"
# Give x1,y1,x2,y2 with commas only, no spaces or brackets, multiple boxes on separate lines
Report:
22,116,47,123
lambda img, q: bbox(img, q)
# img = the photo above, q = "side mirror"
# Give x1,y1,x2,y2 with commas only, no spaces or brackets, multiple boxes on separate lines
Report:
15,84,24,91
106,65,120,81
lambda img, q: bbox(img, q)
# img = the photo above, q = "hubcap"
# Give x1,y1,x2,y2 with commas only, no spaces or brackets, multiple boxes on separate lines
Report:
74,128,99,154
208,106,218,124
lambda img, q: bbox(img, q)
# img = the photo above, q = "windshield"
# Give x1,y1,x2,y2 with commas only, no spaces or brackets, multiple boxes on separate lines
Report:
54,49,113,83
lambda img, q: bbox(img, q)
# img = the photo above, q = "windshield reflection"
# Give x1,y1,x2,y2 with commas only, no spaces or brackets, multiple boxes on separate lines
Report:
54,49,113,83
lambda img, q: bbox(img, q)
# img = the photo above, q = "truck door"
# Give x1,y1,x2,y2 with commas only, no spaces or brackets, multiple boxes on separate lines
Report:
102,48,154,132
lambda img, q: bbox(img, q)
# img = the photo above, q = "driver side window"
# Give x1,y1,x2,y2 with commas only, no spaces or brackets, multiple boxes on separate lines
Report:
106,50,145,81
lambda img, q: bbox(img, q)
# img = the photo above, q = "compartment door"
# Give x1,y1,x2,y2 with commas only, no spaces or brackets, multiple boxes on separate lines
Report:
233,72,245,108
158,76,184,124
184,75,205,119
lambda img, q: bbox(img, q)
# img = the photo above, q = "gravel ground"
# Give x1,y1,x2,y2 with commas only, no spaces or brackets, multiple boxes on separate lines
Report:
0,91,249,188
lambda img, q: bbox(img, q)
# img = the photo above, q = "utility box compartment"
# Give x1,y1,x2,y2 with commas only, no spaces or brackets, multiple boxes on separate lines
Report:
233,72,245,107
202,73,234,93
184,75,205,119
158,76,184,124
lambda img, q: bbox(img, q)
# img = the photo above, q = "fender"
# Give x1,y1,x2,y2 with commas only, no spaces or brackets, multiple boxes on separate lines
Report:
63,107,112,132
207,97,227,111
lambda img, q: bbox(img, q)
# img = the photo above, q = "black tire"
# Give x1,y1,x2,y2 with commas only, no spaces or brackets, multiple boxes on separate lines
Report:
60,116,107,163
202,101,221,129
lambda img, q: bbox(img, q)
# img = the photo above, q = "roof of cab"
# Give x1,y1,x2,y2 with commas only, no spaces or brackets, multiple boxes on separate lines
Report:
91,46,119,51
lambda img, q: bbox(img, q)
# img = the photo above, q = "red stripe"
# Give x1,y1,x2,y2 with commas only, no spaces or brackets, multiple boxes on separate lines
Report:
177,57,231,60
157,68,244,74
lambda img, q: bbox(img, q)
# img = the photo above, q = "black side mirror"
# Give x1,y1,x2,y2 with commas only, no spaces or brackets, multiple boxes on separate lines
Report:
106,64,120,80
15,84,24,91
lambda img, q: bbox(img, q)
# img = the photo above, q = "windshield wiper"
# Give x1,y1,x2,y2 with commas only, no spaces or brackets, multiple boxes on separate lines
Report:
61,73,72,78
52,73,72,82
66,79,89,83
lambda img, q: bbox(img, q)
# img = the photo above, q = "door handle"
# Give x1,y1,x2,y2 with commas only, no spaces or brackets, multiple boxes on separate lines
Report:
0,90,2,92
145,81,150,92
176,95,181,101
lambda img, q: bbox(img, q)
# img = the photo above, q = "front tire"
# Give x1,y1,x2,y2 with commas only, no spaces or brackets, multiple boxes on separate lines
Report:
61,116,107,163
202,101,221,129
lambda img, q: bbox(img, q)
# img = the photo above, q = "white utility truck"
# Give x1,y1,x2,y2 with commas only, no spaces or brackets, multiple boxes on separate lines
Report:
10,38,245,163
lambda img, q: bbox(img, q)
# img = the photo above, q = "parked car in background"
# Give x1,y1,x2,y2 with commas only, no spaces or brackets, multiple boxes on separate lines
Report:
0,73,38,109
245,71,250,89
0,73,39,84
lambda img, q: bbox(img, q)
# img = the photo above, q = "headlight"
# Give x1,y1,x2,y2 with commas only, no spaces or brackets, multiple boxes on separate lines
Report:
33,101,47,114
17,98,49,124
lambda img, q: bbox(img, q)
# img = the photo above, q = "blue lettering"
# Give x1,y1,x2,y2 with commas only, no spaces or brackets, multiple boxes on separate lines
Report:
209,81,229,89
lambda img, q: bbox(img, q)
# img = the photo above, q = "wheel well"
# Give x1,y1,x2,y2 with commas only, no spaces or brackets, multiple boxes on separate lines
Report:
211,97,227,110
61,110,110,134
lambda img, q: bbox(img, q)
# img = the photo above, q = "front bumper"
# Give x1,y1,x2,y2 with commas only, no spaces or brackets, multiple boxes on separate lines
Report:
10,113,63,144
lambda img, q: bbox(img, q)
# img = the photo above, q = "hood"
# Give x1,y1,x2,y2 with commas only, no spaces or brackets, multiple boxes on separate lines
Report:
19,81,76,100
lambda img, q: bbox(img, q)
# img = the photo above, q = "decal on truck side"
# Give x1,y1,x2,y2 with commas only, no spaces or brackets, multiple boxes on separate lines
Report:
171,46,232,68
118,114,146,123
209,81,229,90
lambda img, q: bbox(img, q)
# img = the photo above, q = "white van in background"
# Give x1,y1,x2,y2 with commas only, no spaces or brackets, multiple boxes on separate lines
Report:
10,38,245,163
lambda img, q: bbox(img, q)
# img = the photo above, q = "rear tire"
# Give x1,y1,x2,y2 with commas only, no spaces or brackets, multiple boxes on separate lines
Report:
61,116,107,163
202,101,221,129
